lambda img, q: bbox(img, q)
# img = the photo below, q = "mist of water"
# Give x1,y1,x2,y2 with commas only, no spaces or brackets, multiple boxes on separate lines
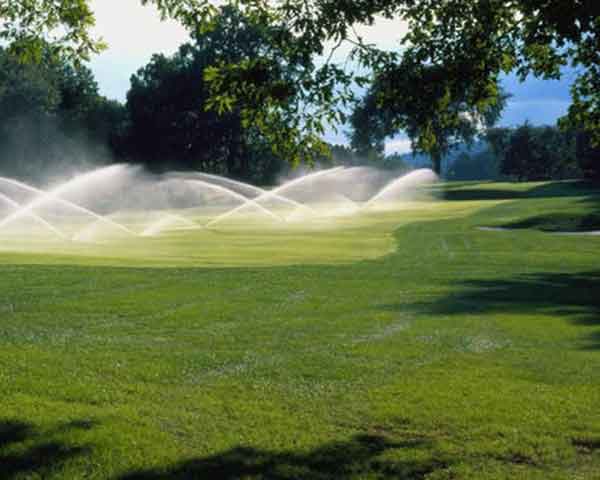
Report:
0,164,438,243
363,169,439,208
141,213,200,237
204,166,343,228
0,191,68,239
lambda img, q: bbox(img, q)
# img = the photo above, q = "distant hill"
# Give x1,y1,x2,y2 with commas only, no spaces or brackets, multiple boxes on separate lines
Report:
328,140,500,181
400,141,488,172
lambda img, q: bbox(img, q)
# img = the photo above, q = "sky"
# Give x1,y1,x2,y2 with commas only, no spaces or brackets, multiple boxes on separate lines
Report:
88,0,573,155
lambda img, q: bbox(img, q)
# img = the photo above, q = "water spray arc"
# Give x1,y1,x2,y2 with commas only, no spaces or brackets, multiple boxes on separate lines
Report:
0,175,136,237
0,165,437,243
362,169,439,208
184,172,316,214
0,191,68,239
205,166,345,228
184,179,284,226
141,213,200,237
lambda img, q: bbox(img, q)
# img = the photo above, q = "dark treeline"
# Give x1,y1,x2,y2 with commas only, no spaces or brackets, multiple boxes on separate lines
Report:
444,124,600,182
0,5,398,186
1,4,598,185
0,47,124,182
0,6,291,185
122,5,290,185
0,6,406,187
327,145,410,172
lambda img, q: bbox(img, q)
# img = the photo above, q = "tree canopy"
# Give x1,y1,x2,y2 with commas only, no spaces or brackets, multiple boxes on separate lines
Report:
124,5,288,183
2,0,599,169
0,45,125,180
170,0,599,165
350,66,509,173
0,0,103,62
486,124,580,181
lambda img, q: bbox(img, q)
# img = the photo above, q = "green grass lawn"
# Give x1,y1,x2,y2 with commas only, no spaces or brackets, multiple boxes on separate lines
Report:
1,180,600,479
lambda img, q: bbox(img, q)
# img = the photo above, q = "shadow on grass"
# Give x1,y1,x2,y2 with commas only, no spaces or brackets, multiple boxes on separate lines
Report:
382,271,600,350
442,188,528,201
119,433,448,480
493,191,600,232
0,419,94,480
500,212,600,232
439,180,599,201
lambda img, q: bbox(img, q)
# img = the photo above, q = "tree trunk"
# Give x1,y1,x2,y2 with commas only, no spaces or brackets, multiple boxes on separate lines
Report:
227,116,245,179
431,152,442,175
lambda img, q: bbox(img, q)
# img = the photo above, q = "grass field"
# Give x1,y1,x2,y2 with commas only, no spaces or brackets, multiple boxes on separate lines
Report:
1,180,600,479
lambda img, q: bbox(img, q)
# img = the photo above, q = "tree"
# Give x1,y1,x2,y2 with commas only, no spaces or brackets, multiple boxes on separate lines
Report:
486,123,579,181
124,5,288,183
502,124,538,181
0,45,126,180
446,150,500,181
328,144,383,167
5,1,600,170
188,0,600,167
350,65,508,174
576,131,600,180
0,0,104,62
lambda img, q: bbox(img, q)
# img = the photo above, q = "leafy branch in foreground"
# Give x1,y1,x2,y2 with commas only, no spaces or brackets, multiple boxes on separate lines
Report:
0,0,105,63
3,1,600,168
158,0,600,166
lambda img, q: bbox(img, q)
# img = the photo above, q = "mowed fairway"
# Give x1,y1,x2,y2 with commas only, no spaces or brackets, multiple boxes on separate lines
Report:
1,181,600,479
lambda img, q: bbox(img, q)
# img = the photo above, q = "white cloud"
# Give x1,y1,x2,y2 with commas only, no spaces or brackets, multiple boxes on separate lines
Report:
385,138,412,155
86,3,407,100
355,16,409,51
325,16,408,65
90,0,189,57
88,0,191,99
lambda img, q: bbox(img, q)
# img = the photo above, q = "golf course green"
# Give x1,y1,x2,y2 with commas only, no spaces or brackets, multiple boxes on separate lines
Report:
1,180,599,479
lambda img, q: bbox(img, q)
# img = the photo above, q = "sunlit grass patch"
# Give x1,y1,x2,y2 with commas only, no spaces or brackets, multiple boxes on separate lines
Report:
1,180,599,479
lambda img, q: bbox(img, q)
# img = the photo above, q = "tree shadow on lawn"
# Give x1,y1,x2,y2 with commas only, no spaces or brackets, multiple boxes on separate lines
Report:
381,270,600,350
499,212,600,232
438,180,599,202
495,191,600,232
0,419,94,479
119,433,449,480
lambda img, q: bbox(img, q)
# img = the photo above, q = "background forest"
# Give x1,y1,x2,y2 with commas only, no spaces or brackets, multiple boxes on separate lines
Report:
1,5,598,184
